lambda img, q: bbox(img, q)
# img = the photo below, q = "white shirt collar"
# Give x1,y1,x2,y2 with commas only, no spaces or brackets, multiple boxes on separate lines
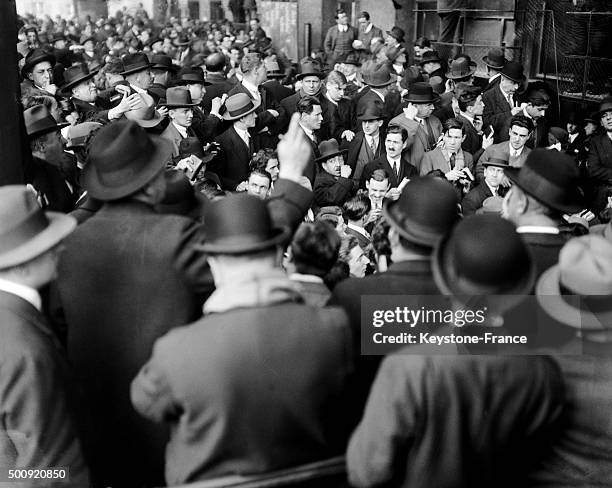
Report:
489,72,501,83
509,144,524,157
130,83,147,94
387,154,401,166
347,222,371,239
234,125,250,147
485,180,499,196
516,226,560,235
371,89,385,102
325,92,338,106
290,273,325,284
0,278,42,311
459,111,475,125
241,79,261,100
338,25,348,32
522,106,534,120
569,132,578,143
364,23,373,33
299,123,315,140
172,122,189,138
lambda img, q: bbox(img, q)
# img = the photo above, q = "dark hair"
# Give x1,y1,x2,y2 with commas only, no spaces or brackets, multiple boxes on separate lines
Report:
291,221,341,276
335,9,347,19
443,117,464,135
510,114,534,133
370,168,389,182
427,169,447,180
323,260,349,290
248,168,272,185
297,95,321,115
250,148,278,172
359,11,370,21
342,193,371,222
457,85,482,112
415,36,430,48
386,124,408,143
371,220,391,261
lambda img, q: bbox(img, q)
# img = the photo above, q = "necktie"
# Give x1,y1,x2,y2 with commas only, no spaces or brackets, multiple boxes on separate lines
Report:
392,160,398,178
507,93,513,108
449,153,456,171
369,137,377,154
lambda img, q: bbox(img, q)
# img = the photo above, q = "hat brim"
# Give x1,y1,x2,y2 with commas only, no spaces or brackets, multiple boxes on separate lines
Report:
296,72,326,80
445,66,476,80
403,95,437,104
120,63,155,76
365,76,396,88
386,31,405,43
266,72,286,79
28,121,70,139
382,197,444,248
172,79,212,87
505,167,584,214
0,212,76,268
357,114,384,121
21,53,57,78
125,110,163,128
536,265,612,330
222,98,261,120
196,226,289,254
482,161,510,169
81,135,172,201
419,57,442,66
59,69,100,96
481,56,506,69
500,72,526,83
315,149,348,164
160,101,199,108
151,64,178,73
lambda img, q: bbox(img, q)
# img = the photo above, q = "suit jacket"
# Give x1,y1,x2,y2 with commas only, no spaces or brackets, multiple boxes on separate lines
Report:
72,97,110,124
343,130,385,186
190,106,222,144
587,132,612,185
419,147,474,176
0,291,90,488
210,125,254,190
160,121,197,158
388,113,443,171
323,25,358,66
300,127,319,185
360,154,418,189
321,95,356,142
566,130,588,162
482,85,514,143
262,79,294,105
200,72,236,113
313,170,354,208
518,230,571,279
22,156,78,213
290,278,332,307
355,88,400,130
457,114,483,157
475,142,531,182
461,181,494,216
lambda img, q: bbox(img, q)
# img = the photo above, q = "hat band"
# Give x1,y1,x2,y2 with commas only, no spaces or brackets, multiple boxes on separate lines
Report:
227,102,254,117
517,165,574,206
559,284,612,313
0,209,49,255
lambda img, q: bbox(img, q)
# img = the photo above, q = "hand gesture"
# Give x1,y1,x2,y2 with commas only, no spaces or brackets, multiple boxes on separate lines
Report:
277,113,313,182
342,130,355,142
500,174,512,188
267,109,280,117
210,94,228,115
482,128,494,150
157,106,169,117
403,102,418,120
445,168,464,182
45,84,58,95
340,164,352,178
511,105,523,116
235,180,248,192
385,188,401,201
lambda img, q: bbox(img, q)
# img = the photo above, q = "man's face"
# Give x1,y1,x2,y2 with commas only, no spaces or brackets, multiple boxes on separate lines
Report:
135,69,153,89
229,48,240,63
255,62,268,85
500,76,519,95
337,13,349,26
385,132,405,159
326,82,345,102
468,95,484,116
72,79,98,102
585,121,598,136
241,111,257,128
301,75,321,96
54,39,66,50
322,155,343,176
302,105,323,130
508,124,530,150
358,16,368,26
525,103,548,120
366,178,390,207
250,20,259,30
501,186,525,222
222,37,233,50
247,173,270,199
362,119,383,136
395,53,407,65
601,111,612,132
415,102,434,118
348,245,369,278
443,128,464,154
27,31,38,44
265,158,279,181
170,107,193,127
187,83,205,104
484,165,504,188
566,122,578,135
29,61,53,87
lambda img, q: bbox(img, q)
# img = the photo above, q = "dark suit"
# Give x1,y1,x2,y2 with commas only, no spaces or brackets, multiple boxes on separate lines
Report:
0,291,90,488
461,181,495,216
587,133,612,210
300,127,319,185
200,72,236,113
23,156,78,213
72,97,110,124
482,85,514,143
518,231,571,279
457,114,484,158
262,79,294,104
360,154,418,189
355,88,400,130
313,170,354,208
210,126,254,190
320,95,356,142
190,106,222,144
343,130,385,187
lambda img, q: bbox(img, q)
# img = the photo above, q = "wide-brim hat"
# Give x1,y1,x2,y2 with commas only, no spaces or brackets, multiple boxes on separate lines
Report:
24,104,69,139
357,104,385,121
363,68,395,88
387,26,405,43
82,120,173,201
65,121,103,149
160,86,199,108
536,235,612,330
59,63,100,95
158,170,207,219
482,157,510,169
296,61,326,80
124,93,164,128
597,97,612,118
505,148,583,214
172,67,211,86
0,185,76,268
150,54,178,73
433,214,536,302
315,139,348,164
419,50,442,65
120,52,155,76
446,58,476,80
482,47,507,69
382,176,460,247
403,81,438,103
499,61,526,83
21,48,56,78
197,193,288,254
222,93,261,120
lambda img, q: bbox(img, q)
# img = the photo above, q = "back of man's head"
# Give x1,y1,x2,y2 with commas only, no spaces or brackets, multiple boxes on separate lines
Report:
291,221,341,277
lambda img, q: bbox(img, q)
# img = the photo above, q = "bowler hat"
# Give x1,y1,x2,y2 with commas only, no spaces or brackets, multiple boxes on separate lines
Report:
403,82,437,103
296,60,326,80
59,63,99,95
150,54,177,73
433,215,535,299
337,52,361,67
120,52,154,76
363,67,395,88
146,36,164,48
124,93,163,128
178,137,215,163
173,67,211,86
0,186,76,268
505,148,583,214
419,50,443,66
549,126,569,144
446,58,476,80
399,66,424,90
316,139,347,164
173,35,192,47
383,176,460,247
158,170,207,218
597,97,612,118
197,193,288,254
482,47,507,69
499,61,525,83
357,103,385,121
387,26,405,43
160,87,198,108
537,235,612,330
81,120,172,201
65,121,103,149
21,48,56,78
24,104,69,139
222,93,261,121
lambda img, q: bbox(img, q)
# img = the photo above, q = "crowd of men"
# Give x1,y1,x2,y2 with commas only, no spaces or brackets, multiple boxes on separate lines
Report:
2,4,612,488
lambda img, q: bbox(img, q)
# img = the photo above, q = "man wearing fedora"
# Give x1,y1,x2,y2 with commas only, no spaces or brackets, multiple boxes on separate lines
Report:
210,92,259,190
482,60,526,143
227,53,284,149
480,47,507,93
280,58,326,120
389,82,443,171
160,86,199,158
419,50,447,88
587,97,612,212
20,48,59,101
502,148,585,277
0,186,91,487
313,139,354,208
344,103,386,186
131,193,355,485
120,51,155,94
148,53,177,103
355,65,399,130
462,156,508,216
348,214,564,488
324,9,358,69
337,52,363,98
385,26,406,49
531,235,612,486
262,59,294,102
